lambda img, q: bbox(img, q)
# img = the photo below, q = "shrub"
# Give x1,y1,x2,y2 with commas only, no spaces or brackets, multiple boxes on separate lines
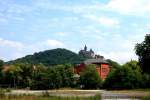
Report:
103,61,142,89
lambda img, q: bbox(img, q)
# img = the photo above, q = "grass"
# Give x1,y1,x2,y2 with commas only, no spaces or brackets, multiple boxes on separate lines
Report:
0,94,101,100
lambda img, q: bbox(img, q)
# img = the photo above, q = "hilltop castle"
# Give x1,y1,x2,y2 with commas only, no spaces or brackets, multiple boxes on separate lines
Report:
78,45,94,58
78,45,104,59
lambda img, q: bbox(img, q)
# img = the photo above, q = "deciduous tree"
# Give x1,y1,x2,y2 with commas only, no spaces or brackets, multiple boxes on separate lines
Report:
135,34,150,74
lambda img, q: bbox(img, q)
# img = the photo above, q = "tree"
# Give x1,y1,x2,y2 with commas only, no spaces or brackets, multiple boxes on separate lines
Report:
135,34,150,74
103,60,142,89
8,65,23,88
80,64,102,89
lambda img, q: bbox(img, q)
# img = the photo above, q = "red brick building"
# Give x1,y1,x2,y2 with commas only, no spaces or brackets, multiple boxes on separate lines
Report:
74,58,110,80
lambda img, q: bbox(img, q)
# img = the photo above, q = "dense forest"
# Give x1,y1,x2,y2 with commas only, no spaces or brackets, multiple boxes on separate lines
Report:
7,48,85,66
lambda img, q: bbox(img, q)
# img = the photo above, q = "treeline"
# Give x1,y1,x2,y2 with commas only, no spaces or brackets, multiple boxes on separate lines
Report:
0,60,150,90
0,62,102,89
0,63,76,89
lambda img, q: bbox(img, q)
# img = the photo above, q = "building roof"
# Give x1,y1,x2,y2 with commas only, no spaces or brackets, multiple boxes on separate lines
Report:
84,58,108,65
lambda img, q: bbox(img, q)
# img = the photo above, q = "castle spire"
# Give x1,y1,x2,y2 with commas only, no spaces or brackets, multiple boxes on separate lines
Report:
84,45,87,51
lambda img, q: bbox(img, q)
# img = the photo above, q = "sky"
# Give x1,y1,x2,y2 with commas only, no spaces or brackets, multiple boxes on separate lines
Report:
0,0,150,64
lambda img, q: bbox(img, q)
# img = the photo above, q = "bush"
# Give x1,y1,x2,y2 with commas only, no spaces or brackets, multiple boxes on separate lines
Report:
103,61,142,89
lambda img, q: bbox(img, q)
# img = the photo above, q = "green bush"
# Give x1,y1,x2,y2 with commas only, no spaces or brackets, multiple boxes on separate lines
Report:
103,60,142,89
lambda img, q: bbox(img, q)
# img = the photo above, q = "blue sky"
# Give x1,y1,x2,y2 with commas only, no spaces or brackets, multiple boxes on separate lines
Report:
0,0,150,64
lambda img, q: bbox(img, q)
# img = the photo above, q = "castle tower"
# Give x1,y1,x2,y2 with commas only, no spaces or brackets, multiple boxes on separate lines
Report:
84,45,87,51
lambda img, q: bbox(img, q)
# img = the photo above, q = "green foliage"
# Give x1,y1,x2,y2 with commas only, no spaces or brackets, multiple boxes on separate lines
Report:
30,64,74,90
80,64,102,89
135,34,150,74
106,59,121,68
8,48,85,66
103,60,142,89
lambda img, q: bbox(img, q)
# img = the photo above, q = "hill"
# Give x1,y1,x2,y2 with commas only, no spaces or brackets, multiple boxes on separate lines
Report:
7,48,85,66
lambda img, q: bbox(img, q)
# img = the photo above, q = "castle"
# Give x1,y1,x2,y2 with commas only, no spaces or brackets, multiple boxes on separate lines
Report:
75,45,111,80
78,45,104,59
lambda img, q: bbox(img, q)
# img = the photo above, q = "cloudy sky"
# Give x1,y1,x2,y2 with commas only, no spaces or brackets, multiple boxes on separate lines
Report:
0,0,149,64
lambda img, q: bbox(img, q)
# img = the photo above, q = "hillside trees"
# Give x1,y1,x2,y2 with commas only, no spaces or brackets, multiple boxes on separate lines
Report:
8,48,85,66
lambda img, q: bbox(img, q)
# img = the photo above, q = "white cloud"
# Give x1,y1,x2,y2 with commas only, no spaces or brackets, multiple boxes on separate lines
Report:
106,0,150,15
0,38,24,61
84,15,120,27
98,17,120,27
0,38,23,50
0,38,66,61
46,39,65,47
99,51,138,64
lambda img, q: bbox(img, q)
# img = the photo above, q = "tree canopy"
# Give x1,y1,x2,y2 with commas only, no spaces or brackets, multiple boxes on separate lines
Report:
135,34,150,74
7,48,85,66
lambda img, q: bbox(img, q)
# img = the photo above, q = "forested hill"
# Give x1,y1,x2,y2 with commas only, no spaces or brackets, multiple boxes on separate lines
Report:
7,48,85,66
